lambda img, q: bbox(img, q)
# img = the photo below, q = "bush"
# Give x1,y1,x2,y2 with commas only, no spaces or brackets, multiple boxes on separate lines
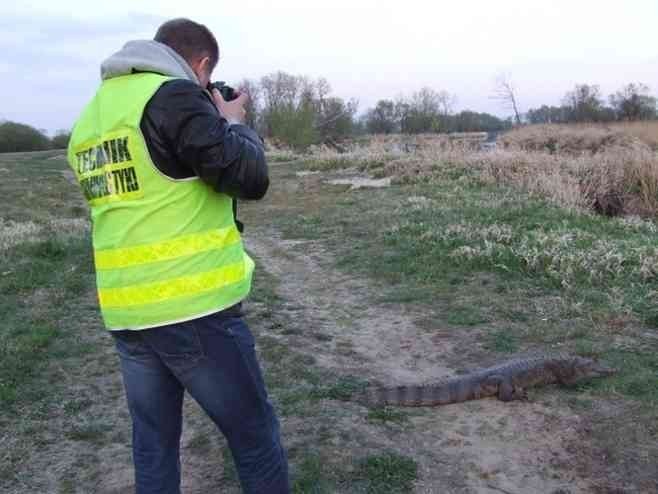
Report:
0,121,52,153
264,105,318,151
51,130,71,149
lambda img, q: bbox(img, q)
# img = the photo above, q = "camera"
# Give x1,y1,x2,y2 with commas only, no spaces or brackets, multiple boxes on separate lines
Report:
207,81,238,102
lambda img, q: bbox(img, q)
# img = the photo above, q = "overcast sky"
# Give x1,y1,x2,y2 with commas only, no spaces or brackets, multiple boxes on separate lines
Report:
1,0,657,133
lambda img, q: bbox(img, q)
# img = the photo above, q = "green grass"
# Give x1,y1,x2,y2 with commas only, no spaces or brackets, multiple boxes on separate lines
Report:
63,398,94,416
0,236,94,406
273,162,658,406
288,450,418,494
0,152,107,491
292,454,334,494
65,422,113,446
309,375,369,401
366,407,410,426
187,432,213,455
355,452,418,493
221,446,239,482
483,330,520,353
446,306,489,327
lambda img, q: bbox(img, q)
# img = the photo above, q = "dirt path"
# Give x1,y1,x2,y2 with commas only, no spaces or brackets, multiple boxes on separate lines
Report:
245,225,597,494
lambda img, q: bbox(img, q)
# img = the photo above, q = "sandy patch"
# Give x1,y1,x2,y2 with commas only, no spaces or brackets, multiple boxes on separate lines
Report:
0,217,90,251
327,177,392,190
0,218,42,250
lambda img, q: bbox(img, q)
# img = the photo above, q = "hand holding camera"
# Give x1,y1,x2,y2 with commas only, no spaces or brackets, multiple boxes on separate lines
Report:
208,81,248,125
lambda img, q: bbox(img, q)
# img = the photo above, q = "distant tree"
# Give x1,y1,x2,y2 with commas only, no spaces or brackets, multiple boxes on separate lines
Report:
317,97,358,140
0,121,51,153
366,94,506,134
315,77,331,104
597,106,617,123
609,83,657,121
352,116,368,136
257,71,358,148
393,87,455,133
394,97,411,133
259,71,319,149
237,78,261,130
51,129,71,149
437,90,457,117
492,73,522,125
526,105,568,124
365,100,397,134
409,87,443,132
451,111,510,132
562,84,605,122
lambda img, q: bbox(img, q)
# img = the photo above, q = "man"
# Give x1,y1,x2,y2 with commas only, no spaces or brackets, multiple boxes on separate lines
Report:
67,18,289,494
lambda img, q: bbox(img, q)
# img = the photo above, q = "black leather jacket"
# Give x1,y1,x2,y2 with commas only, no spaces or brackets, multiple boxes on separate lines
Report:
140,78,268,200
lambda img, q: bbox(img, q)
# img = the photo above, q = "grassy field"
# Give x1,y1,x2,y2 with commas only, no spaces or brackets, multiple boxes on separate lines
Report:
1,143,657,493
286,163,658,402
0,152,421,493
253,144,658,491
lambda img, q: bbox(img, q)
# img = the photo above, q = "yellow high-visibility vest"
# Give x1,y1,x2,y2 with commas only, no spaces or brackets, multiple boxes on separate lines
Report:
67,73,254,330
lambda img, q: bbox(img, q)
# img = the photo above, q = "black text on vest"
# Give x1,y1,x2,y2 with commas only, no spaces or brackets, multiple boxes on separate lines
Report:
75,136,142,202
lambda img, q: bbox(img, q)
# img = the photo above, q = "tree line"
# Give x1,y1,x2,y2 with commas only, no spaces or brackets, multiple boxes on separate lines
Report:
235,72,511,147
3,73,656,153
0,121,70,153
2,70,509,153
362,88,509,135
525,83,657,124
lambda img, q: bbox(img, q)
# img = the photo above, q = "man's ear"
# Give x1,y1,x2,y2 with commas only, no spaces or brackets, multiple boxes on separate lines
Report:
199,56,212,74
190,56,212,84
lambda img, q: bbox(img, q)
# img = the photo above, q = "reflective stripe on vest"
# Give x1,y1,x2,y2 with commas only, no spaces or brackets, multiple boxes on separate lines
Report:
67,73,253,330
94,226,241,270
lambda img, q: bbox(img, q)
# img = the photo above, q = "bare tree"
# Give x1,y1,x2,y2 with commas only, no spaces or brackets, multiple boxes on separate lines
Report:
237,78,261,130
316,77,331,104
609,83,657,121
437,90,457,117
492,73,522,125
563,84,604,122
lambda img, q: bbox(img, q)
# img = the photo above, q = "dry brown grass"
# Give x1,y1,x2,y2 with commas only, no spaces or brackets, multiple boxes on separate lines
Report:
0,217,90,252
304,130,658,218
487,124,658,216
501,122,658,154
608,121,658,149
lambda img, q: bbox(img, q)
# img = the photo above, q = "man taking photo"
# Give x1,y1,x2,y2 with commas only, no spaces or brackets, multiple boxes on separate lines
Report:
67,17,289,494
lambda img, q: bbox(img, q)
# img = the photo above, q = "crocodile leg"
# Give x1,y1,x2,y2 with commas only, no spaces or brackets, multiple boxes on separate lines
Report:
483,375,518,402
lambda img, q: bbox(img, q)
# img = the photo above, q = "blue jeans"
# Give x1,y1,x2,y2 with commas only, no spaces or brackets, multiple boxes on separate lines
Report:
111,311,289,494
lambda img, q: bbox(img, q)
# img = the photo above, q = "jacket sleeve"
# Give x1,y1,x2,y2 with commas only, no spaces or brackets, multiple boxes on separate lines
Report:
143,79,269,200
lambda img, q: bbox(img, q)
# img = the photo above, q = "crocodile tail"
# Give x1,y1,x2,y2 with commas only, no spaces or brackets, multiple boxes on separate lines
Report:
357,384,455,407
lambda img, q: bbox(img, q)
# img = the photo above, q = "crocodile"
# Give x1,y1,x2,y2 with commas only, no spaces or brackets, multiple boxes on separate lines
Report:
356,355,615,407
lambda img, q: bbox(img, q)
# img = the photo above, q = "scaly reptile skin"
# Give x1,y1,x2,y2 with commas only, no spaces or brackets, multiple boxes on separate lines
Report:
357,355,615,407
